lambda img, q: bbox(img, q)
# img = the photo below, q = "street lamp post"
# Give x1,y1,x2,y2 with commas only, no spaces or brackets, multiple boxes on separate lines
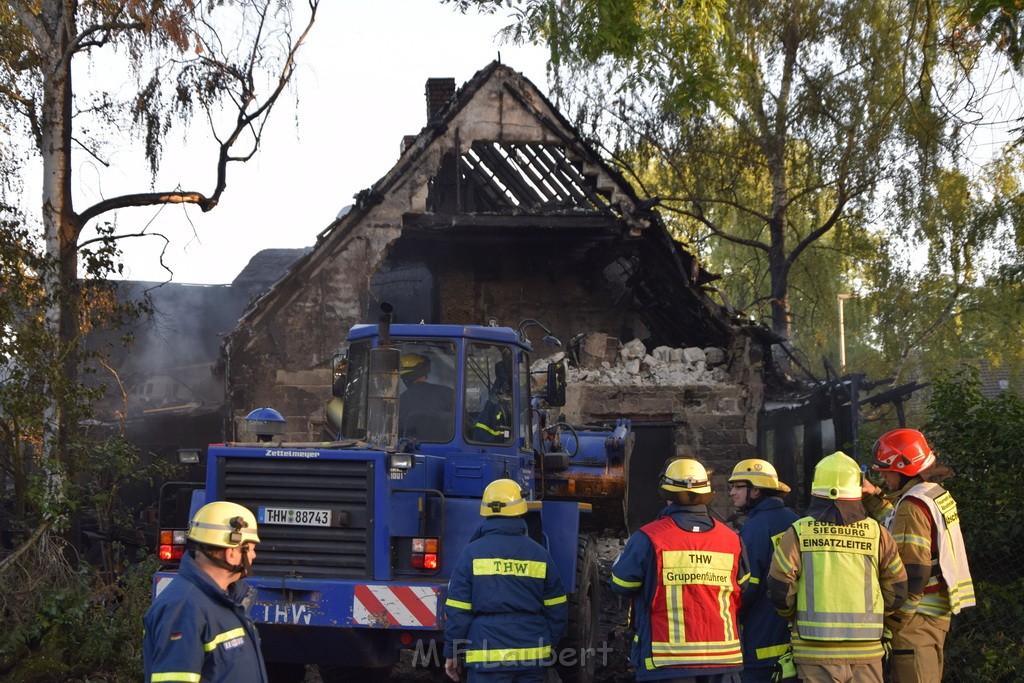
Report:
837,294,856,370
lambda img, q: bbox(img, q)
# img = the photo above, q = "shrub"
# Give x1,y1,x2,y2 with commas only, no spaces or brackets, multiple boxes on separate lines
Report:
923,370,1024,682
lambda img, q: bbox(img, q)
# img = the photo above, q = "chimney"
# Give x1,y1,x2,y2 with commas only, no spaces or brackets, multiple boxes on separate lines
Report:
425,78,456,123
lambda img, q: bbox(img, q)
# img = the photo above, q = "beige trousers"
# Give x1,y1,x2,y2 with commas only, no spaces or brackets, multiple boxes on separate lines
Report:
796,660,883,683
890,612,950,683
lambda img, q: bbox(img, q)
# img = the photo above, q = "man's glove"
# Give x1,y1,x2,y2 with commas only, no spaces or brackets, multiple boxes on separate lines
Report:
881,627,894,661
772,647,797,682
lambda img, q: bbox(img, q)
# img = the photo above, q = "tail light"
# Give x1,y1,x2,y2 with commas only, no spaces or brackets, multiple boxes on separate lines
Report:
394,537,440,573
159,529,187,563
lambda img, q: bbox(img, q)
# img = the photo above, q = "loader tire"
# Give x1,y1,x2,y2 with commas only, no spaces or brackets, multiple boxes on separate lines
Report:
557,534,599,683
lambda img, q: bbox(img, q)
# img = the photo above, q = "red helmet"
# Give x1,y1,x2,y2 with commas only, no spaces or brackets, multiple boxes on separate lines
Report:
872,428,936,476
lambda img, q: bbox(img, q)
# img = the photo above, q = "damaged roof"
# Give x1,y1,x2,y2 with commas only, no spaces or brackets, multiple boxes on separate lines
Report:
227,61,755,350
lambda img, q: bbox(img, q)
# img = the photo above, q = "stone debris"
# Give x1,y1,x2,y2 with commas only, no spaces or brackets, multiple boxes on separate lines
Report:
537,336,730,387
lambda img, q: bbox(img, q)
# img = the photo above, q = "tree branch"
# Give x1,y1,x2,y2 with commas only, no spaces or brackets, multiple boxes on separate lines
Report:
203,0,319,209
9,1,55,57
787,193,848,266
78,191,212,225
75,1,319,231
662,203,771,252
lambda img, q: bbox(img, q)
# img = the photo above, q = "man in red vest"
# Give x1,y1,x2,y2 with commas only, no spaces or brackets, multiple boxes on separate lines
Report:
611,458,751,682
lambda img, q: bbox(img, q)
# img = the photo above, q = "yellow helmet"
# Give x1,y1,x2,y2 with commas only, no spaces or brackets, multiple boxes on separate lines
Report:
729,458,791,494
660,459,712,494
811,452,862,500
400,353,430,376
187,501,260,548
480,479,528,517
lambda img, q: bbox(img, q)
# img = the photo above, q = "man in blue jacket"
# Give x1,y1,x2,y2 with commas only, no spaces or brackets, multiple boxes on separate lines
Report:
144,501,267,683
444,478,568,682
611,458,751,682
728,459,800,682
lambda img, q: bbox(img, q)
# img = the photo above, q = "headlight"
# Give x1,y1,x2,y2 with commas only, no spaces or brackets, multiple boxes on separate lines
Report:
388,452,414,470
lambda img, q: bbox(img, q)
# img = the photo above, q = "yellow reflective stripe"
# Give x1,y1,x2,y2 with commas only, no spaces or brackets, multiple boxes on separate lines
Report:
737,571,750,585
748,576,761,584
473,558,546,578
474,422,503,436
668,584,685,643
755,643,791,659
445,598,472,610
611,573,642,589
151,674,201,683
718,586,734,641
543,595,567,606
772,545,794,574
203,627,245,652
792,637,883,660
465,645,551,663
650,638,743,665
893,532,930,550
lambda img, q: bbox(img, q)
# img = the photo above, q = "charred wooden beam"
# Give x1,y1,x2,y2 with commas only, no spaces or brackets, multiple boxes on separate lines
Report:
473,142,549,209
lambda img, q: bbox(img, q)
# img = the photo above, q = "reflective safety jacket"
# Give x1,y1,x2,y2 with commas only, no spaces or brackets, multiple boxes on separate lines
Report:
735,497,800,672
611,504,750,681
443,516,568,671
867,479,975,622
792,518,884,640
768,515,907,664
471,396,512,443
143,552,267,683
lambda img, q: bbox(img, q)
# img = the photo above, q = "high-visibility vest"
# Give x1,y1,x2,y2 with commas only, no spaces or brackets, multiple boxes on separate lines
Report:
883,482,975,614
792,518,884,641
641,517,742,668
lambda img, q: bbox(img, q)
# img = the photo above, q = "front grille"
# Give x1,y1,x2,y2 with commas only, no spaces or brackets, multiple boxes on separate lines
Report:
220,457,374,579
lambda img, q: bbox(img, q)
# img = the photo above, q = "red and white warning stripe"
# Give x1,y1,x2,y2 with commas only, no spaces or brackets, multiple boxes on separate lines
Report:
352,584,439,628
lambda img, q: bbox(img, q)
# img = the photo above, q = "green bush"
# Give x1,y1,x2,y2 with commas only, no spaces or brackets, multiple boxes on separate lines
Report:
923,370,1024,682
0,546,157,682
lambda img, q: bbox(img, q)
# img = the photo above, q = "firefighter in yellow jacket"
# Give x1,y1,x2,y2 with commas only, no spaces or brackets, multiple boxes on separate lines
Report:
862,428,975,682
768,452,908,683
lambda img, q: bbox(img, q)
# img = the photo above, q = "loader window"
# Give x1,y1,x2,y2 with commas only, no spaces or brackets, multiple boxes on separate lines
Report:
396,341,457,443
339,341,371,440
465,343,514,446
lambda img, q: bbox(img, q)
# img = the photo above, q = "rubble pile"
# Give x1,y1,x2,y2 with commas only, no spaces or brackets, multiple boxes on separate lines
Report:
535,335,731,387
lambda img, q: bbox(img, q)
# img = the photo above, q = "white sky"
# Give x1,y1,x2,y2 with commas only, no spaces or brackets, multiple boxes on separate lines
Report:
79,2,550,285
49,3,1024,288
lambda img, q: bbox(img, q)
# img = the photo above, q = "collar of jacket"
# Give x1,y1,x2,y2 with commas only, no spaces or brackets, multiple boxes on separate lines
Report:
805,497,868,526
179,550,250,608
746,495,785,517
479,516,528,536
886,475,925,501
658,503,708,517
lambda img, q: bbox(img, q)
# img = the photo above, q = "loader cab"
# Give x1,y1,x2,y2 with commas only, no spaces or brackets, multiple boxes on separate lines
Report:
332,324,559,455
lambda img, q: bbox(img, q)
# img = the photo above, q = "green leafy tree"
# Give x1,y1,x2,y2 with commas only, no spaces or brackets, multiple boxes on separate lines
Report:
448,0,978,346
2,1,318,506
844,150,1024,391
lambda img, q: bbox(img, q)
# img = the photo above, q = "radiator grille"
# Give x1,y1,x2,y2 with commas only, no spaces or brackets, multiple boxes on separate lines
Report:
219,457,374,579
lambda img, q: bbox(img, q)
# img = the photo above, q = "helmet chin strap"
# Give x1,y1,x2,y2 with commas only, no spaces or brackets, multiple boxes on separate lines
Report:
737,487,753,512
199,545,252,577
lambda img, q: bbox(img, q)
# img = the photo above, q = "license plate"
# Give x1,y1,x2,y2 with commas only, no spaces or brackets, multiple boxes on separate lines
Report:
258,506,332,526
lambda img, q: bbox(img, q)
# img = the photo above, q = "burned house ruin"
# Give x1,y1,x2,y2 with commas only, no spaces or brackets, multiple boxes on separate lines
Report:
220,62,783,526
88,63,917,531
